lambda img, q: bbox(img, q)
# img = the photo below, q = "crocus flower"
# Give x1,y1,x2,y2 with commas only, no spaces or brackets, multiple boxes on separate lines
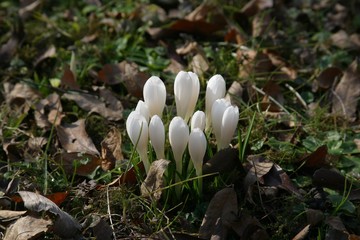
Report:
169,116,189,178
188,128,207,176
211,98,231,147
174,71,200,122
149,115,165,160
135,100,150,123
190,110,206,131
126,111,150,172
143,76,166,118
218,105,239,149
205,74,226,131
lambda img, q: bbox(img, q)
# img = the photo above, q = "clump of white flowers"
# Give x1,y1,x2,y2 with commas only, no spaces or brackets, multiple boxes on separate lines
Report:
126,70,239,193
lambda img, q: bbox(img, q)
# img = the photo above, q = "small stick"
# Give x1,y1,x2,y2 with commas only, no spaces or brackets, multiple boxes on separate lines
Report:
285,83,308,110
251,85,290,114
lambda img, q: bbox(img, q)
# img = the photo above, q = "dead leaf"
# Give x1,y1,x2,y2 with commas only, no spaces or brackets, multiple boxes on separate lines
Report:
332,59,360,121
199,188,238,239
299,145,329,169
241,0,273,17
34,92,64,128
330,30,358,49
3,82,41,113
34,44,56,66
0,210,27,221
98,61,149,98
292,224,310,240
0,19,24,65
190,53,209,76
101,127,123,170
94,86,124,120
203,147,239,175
3,215,51,240
306,208,324,226
141,159,170,201
315,67,343,90
24,136,48,162
53,152,103,177
61,64,79,90
19,0,41,19
62,91,123,121
56,119,99,155
312,168,353,192
17,191,82,239
83,214,113,240
229,213,269,240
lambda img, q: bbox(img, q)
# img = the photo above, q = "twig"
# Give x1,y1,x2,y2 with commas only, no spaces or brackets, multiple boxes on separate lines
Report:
285,83,308,110
251,85,290,114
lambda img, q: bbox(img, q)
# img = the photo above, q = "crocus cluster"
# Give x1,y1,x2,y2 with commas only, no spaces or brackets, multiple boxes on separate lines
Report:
126,71,239,184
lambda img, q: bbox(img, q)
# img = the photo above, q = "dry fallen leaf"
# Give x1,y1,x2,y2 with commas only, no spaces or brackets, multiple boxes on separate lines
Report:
141,159,170,201
199,187,238,239
3,215,51,240
315,67,343,90
0,210,27,222
17,191,82,239
62,90,123,121
33,44,56,66
202,147,239,175
34,92,64,128
332,59,360,120
101,127,123,170
3,82,41,113
56,119,100,155
61,64,79,90
292,224,310,240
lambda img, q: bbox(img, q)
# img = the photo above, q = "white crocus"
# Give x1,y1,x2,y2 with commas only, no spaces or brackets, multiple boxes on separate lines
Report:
135,100,150,123
218,105,239,149
149,115,165,160
211,98,231,147
174,71,200,122
191,110,206,131
205,74,226,131
169,116,189,179
188,128,207,176
126,111,150,173
143,76,166,118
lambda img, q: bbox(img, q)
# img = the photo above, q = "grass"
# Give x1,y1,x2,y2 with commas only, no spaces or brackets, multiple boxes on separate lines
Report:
1,0,360,239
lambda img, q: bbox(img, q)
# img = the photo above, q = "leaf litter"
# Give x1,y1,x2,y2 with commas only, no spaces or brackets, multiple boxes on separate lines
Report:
1,0,360,239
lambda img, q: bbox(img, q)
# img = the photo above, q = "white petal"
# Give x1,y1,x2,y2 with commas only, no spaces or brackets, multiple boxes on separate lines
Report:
205,74,226,130
174,71,192,119
185,72,200,122
149,115,165,159
191,110,206,131
219,105,239,149
169,116,189,165
211,98,231,143
135,100,150,123
126,111,148,152
143,76,166,118
188,128,207,174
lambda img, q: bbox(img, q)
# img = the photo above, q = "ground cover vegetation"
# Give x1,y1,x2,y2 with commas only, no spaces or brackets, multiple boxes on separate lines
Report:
0,0,360,239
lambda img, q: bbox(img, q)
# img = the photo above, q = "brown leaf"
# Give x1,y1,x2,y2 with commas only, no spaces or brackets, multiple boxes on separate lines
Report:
300,145,328,169
241,0,273,17
84,214,113,240
292,224,310,240
3,82,41,112
0,210,27,221
229,214,269,240
94,86,124,120
53,152,102,176
17,191,82,239
332,59,360,120
306,208,324,226
330,30,358,49
98,61,150,98
199,188,238,239
34,93,64,129
56,119,99,155
4,215,51,240
34,44,56,66
312,168,350,192
101,127,123,170
19,0,41,19
203,148,238,175
62,91,123,121
61,64,79,90
141,159,170,201
225,81,243,106
315,67,343,90
190,53,209,76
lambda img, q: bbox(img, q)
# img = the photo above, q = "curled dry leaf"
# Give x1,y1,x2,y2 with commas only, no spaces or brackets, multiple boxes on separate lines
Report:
62,90,123,121
3,82,41,113
331,59,360,121
292,224,310,240
34,92,64,129
61,64,79,90
0,210,27,222
33,44,56,67
101,127,123,170
199,187,238,239
17,191,82,239
141,159,170,201
4,215,51,240
315,67,343,90
241,0,273,17
56,119,100,155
